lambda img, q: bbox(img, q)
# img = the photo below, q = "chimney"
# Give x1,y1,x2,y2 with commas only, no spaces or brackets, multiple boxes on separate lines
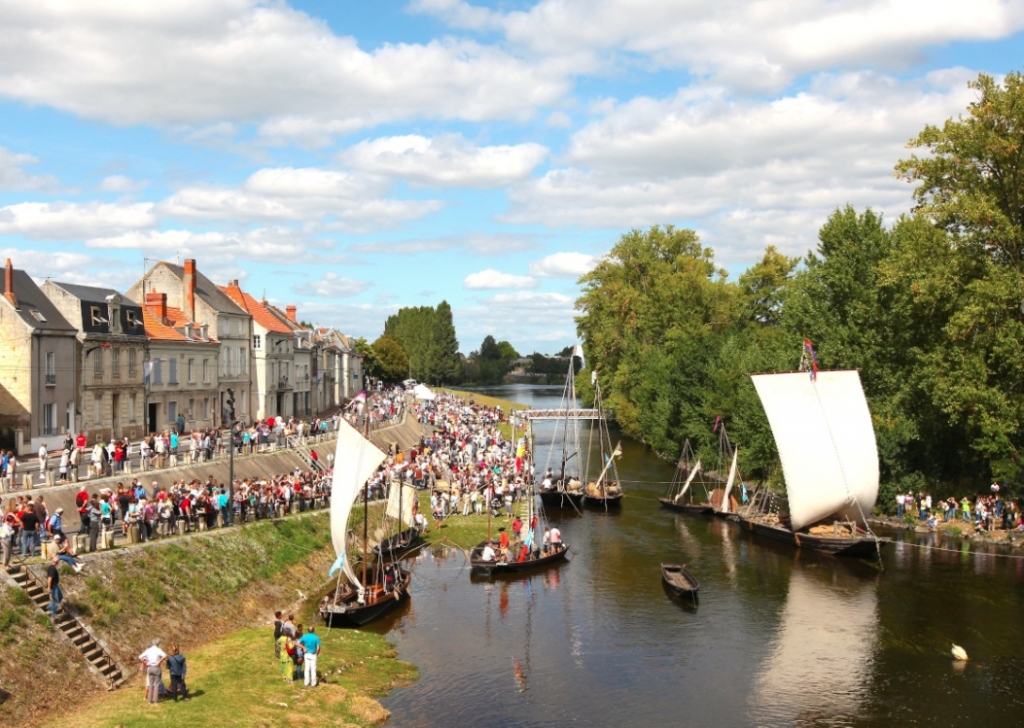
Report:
146,291,168,323
184,258,196,321
4,259,17,309
286,305,297,323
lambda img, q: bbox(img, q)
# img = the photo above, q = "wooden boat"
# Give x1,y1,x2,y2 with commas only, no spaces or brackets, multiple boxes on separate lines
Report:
538,346,587,510
539,483,585,509
371,477,423,558
736,342,888,559
582,372,624,510
319,567,411,627
320,415,411,628
660,563,699,599
372,526,424,558
470,541,570,577
658,439,714,516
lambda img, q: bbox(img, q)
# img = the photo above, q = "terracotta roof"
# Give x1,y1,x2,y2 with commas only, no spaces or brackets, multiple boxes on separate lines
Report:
142,304,218,343
220,283,294,334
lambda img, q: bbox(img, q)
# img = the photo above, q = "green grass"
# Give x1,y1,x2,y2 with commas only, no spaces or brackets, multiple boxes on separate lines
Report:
67,625,415,728
414,490,529,553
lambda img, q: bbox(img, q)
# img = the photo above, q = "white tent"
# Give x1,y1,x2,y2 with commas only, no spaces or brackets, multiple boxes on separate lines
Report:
413,383,436,400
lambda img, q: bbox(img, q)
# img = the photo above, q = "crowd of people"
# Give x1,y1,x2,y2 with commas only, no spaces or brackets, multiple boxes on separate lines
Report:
273,611,322,687
894,485,1024,532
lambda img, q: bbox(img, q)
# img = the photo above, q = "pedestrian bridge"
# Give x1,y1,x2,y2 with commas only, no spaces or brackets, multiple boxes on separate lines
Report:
519,408,603,420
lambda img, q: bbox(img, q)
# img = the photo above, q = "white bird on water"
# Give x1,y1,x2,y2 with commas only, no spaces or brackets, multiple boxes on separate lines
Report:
951,644,968,661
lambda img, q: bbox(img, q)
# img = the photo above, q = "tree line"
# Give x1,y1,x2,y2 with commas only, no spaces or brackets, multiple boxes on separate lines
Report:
575,72,1024,505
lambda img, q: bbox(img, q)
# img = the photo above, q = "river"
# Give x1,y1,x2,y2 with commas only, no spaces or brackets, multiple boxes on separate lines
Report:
373,384,1024,727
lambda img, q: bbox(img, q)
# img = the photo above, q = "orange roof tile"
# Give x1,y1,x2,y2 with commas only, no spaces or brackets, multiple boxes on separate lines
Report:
219,283,293,334
142,304,218,343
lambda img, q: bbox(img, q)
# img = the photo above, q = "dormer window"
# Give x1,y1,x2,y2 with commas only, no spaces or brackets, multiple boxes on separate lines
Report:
90,306,108,326
125,310,141,328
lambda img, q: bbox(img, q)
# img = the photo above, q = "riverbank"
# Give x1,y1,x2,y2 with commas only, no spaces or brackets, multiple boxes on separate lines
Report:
2,512,415,727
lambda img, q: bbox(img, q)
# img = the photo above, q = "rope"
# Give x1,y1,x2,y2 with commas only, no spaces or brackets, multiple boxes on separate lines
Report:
893,538,1024,560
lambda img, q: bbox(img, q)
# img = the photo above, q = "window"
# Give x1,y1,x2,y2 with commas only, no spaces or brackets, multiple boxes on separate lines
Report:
188,398,195,420
188,358,195,383
90,306,107,326
152,359,163,385
125,310,141,328
111,347,119,376
237,347,245,375
129,349,136,376
253,334,262,350
45,352,56,385
30,309,47,323
43,403,57,435
93,348,103,376
168,401,177,424
128,394,135,423
93,393,102,424
169,358,178,385
202,358,209,383
202,397,209,419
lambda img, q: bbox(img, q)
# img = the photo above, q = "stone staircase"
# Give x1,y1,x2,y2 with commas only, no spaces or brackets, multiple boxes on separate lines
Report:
4,565,127,690
286,436,329,472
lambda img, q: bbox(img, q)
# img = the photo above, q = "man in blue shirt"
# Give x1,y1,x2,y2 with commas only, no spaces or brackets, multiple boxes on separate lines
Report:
298,626,322,687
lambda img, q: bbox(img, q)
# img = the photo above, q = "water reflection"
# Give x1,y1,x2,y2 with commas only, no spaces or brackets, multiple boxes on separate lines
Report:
750,563,879,726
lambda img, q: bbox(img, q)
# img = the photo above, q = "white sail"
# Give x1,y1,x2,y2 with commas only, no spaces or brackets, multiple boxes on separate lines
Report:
330,417,387,585
674,460,701,503
385,481,416,527
720,447,738,513
751,370,879,531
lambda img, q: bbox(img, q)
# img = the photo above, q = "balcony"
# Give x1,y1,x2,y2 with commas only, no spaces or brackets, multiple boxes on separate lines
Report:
45,373,56,386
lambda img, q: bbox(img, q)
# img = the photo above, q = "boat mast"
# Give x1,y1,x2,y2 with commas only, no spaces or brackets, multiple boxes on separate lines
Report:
362,410,369,590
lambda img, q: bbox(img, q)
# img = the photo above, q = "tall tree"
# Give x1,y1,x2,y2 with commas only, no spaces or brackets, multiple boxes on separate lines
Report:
370,334,410,382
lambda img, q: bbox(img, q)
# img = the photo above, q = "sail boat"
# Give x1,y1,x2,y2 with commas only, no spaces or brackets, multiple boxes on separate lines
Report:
582,372,624,509
736,343,889,558
319,415,412,627
658,440,714,515
372,471,423,558
539,347,585,510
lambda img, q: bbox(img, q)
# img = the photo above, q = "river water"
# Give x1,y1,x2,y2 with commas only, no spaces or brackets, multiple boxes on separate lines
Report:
374,385,1024,727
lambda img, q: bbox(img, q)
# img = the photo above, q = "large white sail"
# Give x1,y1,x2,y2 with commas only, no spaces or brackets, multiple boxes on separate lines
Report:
721,447,738,514
751,370,879,531
674,460,701,503
385,481,416,527
329,417,387,585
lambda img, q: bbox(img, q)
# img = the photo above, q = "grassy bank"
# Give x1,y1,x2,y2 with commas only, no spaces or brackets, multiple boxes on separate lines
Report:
67,625,415,728
2,512,415,727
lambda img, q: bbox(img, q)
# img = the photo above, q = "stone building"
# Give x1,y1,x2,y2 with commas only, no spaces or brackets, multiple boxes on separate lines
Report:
140,292,220,434
127,259,253,426
41,281,148,443
0,259,78,455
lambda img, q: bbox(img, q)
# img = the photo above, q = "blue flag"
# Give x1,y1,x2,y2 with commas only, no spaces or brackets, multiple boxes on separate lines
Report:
329,550,346,578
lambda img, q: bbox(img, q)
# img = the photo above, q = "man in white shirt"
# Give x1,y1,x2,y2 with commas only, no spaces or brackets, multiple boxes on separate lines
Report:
549,527,562,549
480,542,496,561
139,638,168,704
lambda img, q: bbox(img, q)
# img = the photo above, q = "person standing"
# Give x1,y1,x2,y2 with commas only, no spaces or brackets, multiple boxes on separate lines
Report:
46,555,62,619
139,638,168,703
299,626,321,687
38,444,47,481
273,611,284,658
87,495,102,552
167,644,189,701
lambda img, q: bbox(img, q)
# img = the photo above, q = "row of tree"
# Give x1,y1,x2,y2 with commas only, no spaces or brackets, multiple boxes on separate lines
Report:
358,301,462,385
575,72,1024,502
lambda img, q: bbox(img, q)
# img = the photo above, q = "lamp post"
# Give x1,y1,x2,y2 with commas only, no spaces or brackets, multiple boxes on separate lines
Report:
226,388,236,525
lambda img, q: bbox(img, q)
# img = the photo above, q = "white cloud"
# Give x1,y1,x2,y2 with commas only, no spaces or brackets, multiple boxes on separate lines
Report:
0,2,572,143
463,269,538,290
414,0,1024,92
506,71,977,259
100,175,148,193
302,271,372,298
341,134,548,188
349,232,539,256
0,146,58,191
530,252,597,278
160,167,443,230
457,290,578,353
86,227,334,264
547,111,572,129
0,201,156,240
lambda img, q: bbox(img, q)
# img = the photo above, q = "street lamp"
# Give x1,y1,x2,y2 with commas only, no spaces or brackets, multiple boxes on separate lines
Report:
226,388,236,525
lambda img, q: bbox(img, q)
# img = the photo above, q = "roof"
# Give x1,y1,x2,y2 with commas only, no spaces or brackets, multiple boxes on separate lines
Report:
160,262,247,316
48,281,124,304
219,284,294,334
3,269,76,333
142,304,219,344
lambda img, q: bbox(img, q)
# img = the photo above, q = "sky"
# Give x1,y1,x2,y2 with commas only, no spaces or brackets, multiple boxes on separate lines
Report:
1,1,1022,356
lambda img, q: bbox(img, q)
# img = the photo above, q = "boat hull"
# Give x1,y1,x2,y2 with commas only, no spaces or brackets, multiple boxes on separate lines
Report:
738,516,888,559
658,497,713,516
660,563,699,599
539,489,584,509
583,492,623,509
320,570,411,628
372,528,424,558
470,542,569,577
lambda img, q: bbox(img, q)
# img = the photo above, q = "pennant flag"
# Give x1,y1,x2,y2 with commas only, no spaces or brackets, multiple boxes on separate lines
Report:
328,550,346,578
572,343,586,370
713,414,722,433
803,339,819,381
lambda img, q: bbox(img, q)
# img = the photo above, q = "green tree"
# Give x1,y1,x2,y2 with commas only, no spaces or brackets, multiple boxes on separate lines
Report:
370,334,409,382
894,71,1024,482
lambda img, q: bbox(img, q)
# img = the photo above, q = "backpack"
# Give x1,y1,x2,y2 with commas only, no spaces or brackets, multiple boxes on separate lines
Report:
45,515,56,534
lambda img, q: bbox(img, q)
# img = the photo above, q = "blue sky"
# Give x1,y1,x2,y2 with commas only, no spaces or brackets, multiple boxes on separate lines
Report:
1,1,1022,355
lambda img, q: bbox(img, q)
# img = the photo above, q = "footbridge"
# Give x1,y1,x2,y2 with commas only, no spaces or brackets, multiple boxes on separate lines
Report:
519,408,603,420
